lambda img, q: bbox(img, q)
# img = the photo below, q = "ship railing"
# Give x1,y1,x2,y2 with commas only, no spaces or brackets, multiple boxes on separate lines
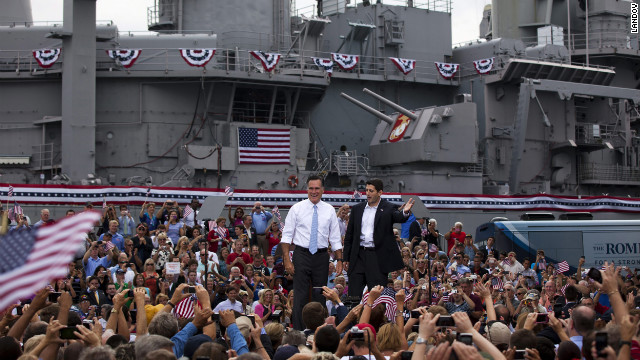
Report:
293,0,451,17
330,150,369,176
1,46,459,84
575,122,624,146
517,31,640,51
0,20,113,27
577,162,640,183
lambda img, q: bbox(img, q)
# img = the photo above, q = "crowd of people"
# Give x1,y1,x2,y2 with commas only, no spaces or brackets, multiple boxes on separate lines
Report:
1,178,639,360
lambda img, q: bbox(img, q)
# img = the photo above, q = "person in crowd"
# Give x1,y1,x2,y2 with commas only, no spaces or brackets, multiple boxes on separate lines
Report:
118,204,136,237
33,208,50,227
250,201,273,256
409,216,426,245
132,223,153,264
265,221,282,256
139,202,159,233
164,209,184,245
444,221,465,253
228,206,245,227
207,217,231,253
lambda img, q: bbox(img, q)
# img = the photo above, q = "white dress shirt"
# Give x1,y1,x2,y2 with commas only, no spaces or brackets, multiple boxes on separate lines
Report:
281,199,343,251
359,202,378,248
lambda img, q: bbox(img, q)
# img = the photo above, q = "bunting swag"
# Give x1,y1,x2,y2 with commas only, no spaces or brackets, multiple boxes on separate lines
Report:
389,57,416,75
473,57,494,74
331,53,358,71
311,57,334,76
180,49,216,67
106,49,142,68
435,62,459,79
3,185,640,213
250,51,281,72
33,49,61,68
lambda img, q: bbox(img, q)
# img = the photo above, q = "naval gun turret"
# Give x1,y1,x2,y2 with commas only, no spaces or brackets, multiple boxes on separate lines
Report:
341,89,478,167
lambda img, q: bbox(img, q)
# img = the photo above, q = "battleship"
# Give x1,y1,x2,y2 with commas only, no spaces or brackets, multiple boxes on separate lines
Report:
1,0,640,231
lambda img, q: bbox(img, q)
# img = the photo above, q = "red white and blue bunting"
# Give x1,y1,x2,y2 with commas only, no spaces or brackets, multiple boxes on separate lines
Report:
180,49,216,67
473,57,494,74
106,49,142,68
3,185,640,213
250,51,281,72
33,49,61,68
312,57,334,76
389,57,416,75
435,62,459,79
331,53,359,71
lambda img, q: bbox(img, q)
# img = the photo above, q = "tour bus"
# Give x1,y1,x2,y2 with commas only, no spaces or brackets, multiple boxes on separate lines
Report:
474,214,640,271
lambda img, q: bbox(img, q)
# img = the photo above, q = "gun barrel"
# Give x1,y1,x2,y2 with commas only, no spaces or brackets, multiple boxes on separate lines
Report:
340,92,395,125
362,88,418,121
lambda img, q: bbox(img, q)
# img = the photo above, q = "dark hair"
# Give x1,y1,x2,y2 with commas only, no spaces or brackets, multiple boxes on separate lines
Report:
535,336,557,360
564,285,580,302
557,340,581,360
0,336,22,360
509,329,537,350
366,178,384,192
315,325,341,353
306,175,324,187
105,334,128,349
302,302,327,331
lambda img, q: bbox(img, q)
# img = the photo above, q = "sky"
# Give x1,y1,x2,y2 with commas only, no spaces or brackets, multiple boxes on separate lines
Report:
30,0,491,45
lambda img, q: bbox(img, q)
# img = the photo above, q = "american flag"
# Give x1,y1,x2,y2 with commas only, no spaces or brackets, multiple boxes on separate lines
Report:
538,258,546,271
8,202,24,222
403,288,413,304
560,284,569,296
351,190,362,199
146,188,151,196
273,205,284,231
450,274,459,281
173,294,201,319
208,221,217,231
102,196,107,210
104,240,115,251
238,128,290,164
361,287,398,321
429,244,438,253
0,211,101,310
492,277,503,289
441,292,450,302
557,261,570,273
8,185,13,198
503,258,511,266
183,205,193,219
224,186,234,196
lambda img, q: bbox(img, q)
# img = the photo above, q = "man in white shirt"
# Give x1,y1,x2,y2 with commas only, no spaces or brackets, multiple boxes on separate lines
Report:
213,286,244,313
280,175,344,330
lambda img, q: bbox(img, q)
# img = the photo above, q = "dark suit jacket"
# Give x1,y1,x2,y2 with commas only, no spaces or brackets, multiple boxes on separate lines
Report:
86,289,109,307
343,199,409,275
409,221,423,242
245,226,258,246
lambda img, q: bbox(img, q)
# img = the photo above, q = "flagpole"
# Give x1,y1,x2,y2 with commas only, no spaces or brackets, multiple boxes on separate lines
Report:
2,186,11,234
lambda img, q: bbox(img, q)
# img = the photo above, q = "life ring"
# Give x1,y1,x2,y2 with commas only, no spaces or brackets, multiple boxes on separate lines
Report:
287,175,299,188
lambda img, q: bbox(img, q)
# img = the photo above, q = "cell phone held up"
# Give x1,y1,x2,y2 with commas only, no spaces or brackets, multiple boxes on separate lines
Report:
435,315,455,327
595,332,608,354
456,332,473,346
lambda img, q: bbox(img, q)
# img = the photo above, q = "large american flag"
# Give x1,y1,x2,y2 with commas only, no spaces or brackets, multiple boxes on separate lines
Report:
238,128,290,164
0,211,101,310
361,287,398,322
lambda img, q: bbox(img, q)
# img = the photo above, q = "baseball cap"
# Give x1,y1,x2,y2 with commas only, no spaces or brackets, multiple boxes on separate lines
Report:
80,295,90,302
116,269,126,274
235,316,253,339
356,323,376,341
486,321,511,346
273,345,300,360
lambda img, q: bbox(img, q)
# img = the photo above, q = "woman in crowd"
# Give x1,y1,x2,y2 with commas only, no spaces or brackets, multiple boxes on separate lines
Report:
413,258,429,283
53,277,77,299
207,217,230,253
174,236,191,259
265,221,281,255
142,259,160,300
151,232,173,272
254,288,275,323
93,266,110,292
401,247,415,272
164,210,184,245
228,207,245,227
100,205,118,235
133,273,150,297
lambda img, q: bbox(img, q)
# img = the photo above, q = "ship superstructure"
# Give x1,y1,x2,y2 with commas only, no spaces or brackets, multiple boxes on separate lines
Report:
0,0,639,207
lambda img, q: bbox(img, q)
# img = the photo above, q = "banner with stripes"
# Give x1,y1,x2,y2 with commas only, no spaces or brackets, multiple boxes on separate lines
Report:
2,185,640,212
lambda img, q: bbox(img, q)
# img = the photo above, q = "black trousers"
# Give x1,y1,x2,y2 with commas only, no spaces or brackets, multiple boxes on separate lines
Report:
347,247,387,297
291,247,329,330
